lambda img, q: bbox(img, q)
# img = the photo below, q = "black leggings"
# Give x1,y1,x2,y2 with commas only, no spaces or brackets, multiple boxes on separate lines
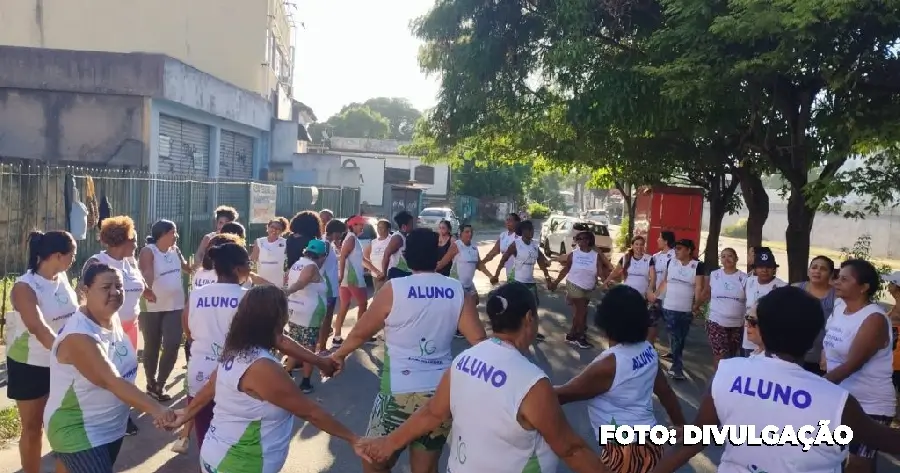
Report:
139,309,183,387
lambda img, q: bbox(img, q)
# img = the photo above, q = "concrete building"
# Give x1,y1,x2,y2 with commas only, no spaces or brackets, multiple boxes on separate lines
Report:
0,0,313,186
290,137,451,217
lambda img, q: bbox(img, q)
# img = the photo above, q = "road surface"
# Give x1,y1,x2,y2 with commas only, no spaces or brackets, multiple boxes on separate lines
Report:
0,228,898,472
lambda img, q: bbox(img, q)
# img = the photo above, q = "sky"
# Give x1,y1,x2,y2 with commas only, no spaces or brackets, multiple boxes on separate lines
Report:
292,0,440,122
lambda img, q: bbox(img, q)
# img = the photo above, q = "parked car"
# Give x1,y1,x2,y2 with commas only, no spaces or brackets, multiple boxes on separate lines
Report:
542,218,613,257
417,207,460,233
540,215,570,247
582,209,609,226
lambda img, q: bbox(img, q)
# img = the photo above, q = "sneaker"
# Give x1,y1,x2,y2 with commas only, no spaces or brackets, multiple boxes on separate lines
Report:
565,334,578,346
331,337,343,348
575,337,594,350
368,336,378,343
454,330,464,339
125,417,139,436
666,369,686,380
171,436,190,454
299,378,314,394
535,333,546,342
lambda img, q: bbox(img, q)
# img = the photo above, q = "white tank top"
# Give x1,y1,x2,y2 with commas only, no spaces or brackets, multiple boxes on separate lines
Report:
321,238,338,299
255,237,287,287
708,269,748,328
370,236,391,273
187,283,247,396
448,339,558,473
450,240,480,290
192,269,218,289
382,273,464,394
341,233,366,288
498,231,518,277
824,302,895,416
587,341,658,440
622,253,652,295
145,244,185,312
567,249,598,291
388,233,409,272
44,310,138,453
7,271,78,367
662,259,701,312
712,355,848,473
652,249,674,292
742,276,787,350
201,347,293,473
510,239,539,284
94,252,145,322
287,257,327,328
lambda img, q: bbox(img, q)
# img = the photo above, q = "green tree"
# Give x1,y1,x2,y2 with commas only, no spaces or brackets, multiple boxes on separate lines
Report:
323,106,391,139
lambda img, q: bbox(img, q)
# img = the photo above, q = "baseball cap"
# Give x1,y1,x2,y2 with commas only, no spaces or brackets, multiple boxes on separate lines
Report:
674,239,695,250
754,248,778,268
346,215,367,227
305,239,327,256
882,271,900,286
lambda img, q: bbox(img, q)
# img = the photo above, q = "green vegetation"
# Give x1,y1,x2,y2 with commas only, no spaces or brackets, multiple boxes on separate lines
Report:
527,203,550,219
0,406,21,441
614,217,631,251
721,218,749,239
840,234,893,300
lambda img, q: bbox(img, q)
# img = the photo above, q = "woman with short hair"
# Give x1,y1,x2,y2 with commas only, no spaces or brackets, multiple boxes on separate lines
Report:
46,263,174,473
80,216,147,435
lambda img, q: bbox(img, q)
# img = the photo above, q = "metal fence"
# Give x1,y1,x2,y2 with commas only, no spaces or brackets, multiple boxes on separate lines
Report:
0,161,360,279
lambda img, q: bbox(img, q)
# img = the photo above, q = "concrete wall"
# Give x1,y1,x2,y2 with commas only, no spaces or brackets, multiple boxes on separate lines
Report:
384,155,450,198
0,0,279,97
0,88,146,166
288,154,361,188
339,155,385,205
703,199,900,259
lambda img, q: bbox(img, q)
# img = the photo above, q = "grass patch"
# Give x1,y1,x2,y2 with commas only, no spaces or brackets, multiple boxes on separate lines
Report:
0,406,21,441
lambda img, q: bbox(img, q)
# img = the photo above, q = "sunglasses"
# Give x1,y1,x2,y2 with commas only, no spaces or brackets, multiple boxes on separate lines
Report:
744,315,758,327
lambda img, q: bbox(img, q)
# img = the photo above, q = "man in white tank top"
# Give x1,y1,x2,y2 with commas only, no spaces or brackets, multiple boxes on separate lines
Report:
332,228,487,473
653,286,900,473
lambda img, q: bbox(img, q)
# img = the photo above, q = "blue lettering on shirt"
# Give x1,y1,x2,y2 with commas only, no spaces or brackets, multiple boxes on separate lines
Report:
407,285,456,299
632,345,657,370
196,296,240,309
729,376,812,409
455,355,507,387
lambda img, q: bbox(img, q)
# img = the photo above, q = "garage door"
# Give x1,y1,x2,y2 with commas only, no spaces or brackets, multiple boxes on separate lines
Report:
157,115,211,219
218,130,255,210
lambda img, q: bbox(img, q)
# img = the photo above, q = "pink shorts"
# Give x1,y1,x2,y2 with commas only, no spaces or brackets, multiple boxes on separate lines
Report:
339,286,368,305
121,318,139,351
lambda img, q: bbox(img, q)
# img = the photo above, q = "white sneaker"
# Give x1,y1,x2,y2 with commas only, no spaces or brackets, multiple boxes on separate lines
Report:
171,436,190,454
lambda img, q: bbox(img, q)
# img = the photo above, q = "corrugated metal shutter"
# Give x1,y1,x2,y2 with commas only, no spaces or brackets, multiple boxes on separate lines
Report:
218,130,255,211
157,115,211,220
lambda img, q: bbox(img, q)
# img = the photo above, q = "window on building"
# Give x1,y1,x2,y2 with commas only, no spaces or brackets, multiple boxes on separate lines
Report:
414,165,435,184
385,167,411,185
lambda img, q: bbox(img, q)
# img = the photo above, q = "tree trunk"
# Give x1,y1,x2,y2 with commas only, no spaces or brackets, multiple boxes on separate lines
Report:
738,168,769,271
704,187,726,270
627,194,637,242
785,185,815,283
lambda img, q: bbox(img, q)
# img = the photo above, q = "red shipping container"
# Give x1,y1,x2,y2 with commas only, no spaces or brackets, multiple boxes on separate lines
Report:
632,186,705,256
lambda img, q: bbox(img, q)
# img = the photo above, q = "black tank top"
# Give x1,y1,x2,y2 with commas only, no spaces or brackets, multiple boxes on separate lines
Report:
437,238,452,276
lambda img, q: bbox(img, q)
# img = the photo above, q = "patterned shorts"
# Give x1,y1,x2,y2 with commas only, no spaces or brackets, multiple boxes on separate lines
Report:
566,280,595,300
366,391,451,451
287,322,319,348
648,300,663,327
705,320,744,358
849,414,893,458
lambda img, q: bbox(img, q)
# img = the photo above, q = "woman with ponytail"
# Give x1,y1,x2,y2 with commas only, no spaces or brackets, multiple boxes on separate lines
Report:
138,220,191,402
8,230,77,473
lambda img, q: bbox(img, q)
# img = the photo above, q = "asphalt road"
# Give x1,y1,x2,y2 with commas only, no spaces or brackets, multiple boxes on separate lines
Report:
1,228,899,472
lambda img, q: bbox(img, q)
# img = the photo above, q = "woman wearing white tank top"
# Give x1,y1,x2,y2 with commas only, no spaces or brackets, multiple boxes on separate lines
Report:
363,219,391,292
823,259,896,473
556,285,685,473
550,230,613,349
358,282,608,473
138,220,190,402
250,217,289,288
655,286,900,473
703,248,747,367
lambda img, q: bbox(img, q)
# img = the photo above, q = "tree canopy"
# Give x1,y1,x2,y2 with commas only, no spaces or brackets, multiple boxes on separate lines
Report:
308,97,423,142
413,0,900,281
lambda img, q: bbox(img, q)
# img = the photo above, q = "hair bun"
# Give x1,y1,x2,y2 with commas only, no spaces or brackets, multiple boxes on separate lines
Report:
28,231,44,243
486,294,509,315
